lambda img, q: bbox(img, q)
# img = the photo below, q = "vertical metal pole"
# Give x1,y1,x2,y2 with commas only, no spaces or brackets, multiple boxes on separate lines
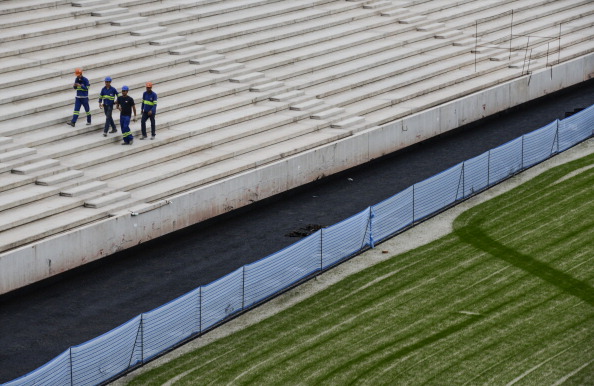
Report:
474,21,478,72
487,151,491,186
241,266,245,310
546,42,550,68
412,184,415,224
558,23,562,65
320,229,323,272
527,48,533,84
369,206,375,248
509,9,514,60
521,136,524,170
141,315,144,364
70,348,73,386
462,163,466,199
199,287,202,334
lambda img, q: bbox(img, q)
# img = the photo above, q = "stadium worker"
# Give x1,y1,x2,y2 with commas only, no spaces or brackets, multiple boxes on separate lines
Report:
67,68,91,127
99,76,119,137
140,81,158,140
115,85,137,145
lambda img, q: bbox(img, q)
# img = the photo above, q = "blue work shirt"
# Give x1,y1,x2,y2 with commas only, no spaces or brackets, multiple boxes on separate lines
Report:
99,86,119,106
141,91,158,115
73,76,90,98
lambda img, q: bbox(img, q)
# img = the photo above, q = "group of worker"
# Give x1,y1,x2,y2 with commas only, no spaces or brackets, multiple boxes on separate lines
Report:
67,68,158,145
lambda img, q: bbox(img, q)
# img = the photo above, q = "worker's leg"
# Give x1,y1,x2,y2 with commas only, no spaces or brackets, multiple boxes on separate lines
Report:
71,98,82,124
104,105,116,133
140,112,148,138
82,98,91,124
149,114,156,137
120,115,133,144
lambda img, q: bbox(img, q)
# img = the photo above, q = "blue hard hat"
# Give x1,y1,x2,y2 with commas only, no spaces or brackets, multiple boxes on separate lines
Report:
122,85,129,91
105,76,112,82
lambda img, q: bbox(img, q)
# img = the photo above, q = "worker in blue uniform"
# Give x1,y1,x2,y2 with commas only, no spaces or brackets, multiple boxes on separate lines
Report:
67,68,91,127
99,76,119,136
115,85,137,145
140,81,158,140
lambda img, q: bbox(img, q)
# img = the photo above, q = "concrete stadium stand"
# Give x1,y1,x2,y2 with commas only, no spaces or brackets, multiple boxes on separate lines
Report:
1,53,593,295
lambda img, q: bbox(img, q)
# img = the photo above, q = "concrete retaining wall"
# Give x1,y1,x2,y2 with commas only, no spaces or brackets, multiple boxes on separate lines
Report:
2,53,593,295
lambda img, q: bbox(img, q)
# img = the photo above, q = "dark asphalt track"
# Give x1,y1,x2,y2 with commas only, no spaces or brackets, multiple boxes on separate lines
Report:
1,80,593,383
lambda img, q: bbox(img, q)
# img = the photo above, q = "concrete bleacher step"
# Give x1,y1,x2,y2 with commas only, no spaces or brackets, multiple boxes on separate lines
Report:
190,54,227,65
398,14,426,24
0,182,64,212
60,180,107,197
85,191,131,208
311,107,345,120
0,194,87,233
331,116,366,129
381,8,410,17
0,0,71,16
170,44,206,55
250,81,285,92
150,35,187,45
290,99,325,111
116,127,352,206
269,90,305,102
0,203,114,253
417,22,444,32
12,159,60,175
0,15,100,44
209,8,396,57
92,8,129,17
72,0,104,6
436,29,464,39
0,148,36,163
210,63,246,74
132,26,168,36
363,1,393,10
37,170,85,186
0,4,95,29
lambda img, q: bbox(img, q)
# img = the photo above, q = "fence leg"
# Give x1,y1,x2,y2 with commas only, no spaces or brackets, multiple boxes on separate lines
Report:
369,207,375,249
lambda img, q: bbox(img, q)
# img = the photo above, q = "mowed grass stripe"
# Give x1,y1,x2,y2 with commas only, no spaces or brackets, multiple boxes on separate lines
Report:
129,153,594,385
423,296,591,385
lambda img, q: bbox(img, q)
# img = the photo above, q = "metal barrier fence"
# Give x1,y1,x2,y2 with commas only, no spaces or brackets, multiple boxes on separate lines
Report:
6,104,594,386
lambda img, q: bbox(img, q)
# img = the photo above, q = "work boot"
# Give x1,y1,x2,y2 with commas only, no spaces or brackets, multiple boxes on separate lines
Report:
109,129,117,133
67,122,75,127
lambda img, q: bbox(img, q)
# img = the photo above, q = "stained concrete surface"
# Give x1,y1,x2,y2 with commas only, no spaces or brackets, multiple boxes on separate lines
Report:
0,80,592,383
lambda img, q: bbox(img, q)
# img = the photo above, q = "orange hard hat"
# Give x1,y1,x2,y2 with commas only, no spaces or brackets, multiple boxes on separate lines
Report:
145,82,153,88
75,68,83,75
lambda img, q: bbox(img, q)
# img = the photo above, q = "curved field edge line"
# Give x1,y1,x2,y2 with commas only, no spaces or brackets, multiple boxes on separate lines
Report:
117,139,594,386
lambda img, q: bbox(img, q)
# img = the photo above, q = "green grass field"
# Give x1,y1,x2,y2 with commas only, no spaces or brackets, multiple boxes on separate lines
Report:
129,153,594,385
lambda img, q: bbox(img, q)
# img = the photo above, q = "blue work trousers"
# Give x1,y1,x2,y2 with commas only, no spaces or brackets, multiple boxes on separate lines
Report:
120,115,134,143
103,104,116,133
72,98,91,124
141,111,156,137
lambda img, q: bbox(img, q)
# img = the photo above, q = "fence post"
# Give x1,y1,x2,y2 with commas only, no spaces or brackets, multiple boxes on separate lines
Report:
487,150,491,186
521,135,524,170
241,266,245,310
369,207,375,249
555,119,560,153
198,286,202,334
462,162,465,199
320,229,323,272
412,184,415,224
69,348,73,386
140,314,144,364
